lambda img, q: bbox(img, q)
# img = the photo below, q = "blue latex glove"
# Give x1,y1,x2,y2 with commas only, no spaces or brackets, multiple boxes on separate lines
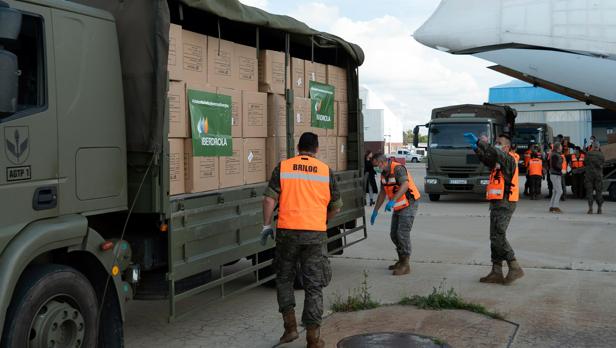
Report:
384,200,395,212
370,210,378,225
260,225,274,246
464,132,479,150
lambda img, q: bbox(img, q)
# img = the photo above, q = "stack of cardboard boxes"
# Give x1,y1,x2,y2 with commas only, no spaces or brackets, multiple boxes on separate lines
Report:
167,24,267,195
603,133,616,161
265,55,349,176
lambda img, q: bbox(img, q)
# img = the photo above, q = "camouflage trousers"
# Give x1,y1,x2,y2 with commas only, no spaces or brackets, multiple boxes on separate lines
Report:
489,205,516,263
585,175,604,207
390,202,418,257
274,232,331,326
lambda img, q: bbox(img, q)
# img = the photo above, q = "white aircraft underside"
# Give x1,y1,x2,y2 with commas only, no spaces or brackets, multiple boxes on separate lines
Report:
414,0,616,110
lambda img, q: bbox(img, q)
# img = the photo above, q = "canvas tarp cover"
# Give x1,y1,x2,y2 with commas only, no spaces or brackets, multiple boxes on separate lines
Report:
70,0,364,153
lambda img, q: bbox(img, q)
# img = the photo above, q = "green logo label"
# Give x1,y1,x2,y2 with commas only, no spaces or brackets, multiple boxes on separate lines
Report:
309,81,335,130
188,89,233,157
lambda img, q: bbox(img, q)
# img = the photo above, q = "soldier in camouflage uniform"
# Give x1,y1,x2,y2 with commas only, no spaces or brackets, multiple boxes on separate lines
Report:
584,142,605,214
465,133,524,285
261,133,341,348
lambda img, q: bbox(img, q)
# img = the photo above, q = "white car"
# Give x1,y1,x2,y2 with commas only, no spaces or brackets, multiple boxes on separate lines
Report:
389,149,424,163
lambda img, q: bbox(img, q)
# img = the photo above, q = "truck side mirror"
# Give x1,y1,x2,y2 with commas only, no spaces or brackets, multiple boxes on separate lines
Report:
413,126,420,148
0,2,22,115
0,50,19,116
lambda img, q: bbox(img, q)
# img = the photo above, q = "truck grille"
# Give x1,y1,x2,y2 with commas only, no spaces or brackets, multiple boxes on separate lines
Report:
441,166,475,173
444,184,474,191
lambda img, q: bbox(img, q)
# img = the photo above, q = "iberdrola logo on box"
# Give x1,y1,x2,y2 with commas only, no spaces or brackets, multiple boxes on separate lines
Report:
309,81,335,130
188,89,232,157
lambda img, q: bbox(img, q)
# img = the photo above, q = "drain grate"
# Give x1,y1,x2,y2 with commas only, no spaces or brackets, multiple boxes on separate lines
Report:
337,332,451,348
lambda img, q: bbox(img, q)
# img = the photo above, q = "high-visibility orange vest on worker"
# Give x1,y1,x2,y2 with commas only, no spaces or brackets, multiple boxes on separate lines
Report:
380,161,420,211
511,151,520,162
527,158,543,176
523,149,532,168
570,153,585,169
277,155,331,232
486,152,520,202
561,154,567,172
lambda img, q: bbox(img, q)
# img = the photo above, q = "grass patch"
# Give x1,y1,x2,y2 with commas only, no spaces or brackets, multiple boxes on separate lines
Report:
432,337,448,346
331,270,380,312
399,279,504,320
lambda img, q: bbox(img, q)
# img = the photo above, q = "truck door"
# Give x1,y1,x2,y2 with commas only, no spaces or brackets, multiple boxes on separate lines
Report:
0,3,58,248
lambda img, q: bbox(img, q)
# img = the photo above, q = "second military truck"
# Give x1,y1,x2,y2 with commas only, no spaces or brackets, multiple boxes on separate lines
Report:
414,104,516,201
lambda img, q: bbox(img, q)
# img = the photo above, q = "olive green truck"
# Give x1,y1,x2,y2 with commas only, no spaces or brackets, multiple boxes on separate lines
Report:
0,1,367,346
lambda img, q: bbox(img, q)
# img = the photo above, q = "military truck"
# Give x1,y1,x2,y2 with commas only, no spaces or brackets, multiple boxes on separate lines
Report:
414,104,516,201
0,1,367,346
513,123,554,172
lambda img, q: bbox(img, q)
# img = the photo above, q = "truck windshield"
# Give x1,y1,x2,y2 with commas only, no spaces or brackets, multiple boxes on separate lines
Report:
513,128,543,147
429,123,490,149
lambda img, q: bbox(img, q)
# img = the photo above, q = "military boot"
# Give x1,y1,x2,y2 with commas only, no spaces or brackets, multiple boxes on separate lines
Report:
597,204,603,215
388,253,401,270
393,256,411,276
279,310,299,344
306,325,325,348
480,262,504,284
504,260,525,285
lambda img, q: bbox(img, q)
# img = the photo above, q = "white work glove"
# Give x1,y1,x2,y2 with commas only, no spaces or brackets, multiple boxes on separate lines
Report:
260,225,275,246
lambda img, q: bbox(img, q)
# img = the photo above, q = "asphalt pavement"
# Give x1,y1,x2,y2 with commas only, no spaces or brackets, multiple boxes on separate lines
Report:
125,163,616,348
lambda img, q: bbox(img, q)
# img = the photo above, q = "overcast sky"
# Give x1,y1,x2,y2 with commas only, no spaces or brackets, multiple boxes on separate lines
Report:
240,0,512,130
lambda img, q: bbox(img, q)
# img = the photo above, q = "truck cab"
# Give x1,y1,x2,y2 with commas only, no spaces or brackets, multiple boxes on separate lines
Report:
415,104,516,201
513,123,554,171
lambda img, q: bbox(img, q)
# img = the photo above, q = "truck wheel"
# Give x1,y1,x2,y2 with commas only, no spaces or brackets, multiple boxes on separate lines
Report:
609,184,616,202
1,264,98,348
429,194,441,202
411,158,418,163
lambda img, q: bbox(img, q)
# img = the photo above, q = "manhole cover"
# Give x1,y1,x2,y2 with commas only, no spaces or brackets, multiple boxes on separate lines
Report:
337,332,451,348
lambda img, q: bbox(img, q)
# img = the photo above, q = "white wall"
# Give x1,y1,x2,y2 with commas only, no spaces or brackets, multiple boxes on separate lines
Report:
364,109,385,142
360,85,404,144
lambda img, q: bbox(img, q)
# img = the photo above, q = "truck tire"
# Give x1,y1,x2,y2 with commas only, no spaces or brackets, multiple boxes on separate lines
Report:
429,194,441,202
411,158,418,163
609,184,616,202
1,264,98,348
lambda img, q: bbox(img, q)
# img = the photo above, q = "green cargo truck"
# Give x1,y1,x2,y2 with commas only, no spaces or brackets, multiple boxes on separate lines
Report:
0,1,367,346
512,123,554,172
414,104,516,201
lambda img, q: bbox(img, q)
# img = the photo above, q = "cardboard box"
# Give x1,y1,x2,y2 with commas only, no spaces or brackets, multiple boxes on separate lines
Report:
326,137,338,171
242,91,267,138
291,58,305,98
327,65,348,102
208,37,236,89
326,102,338,137
168,24,183,81
267,93,287,137
266,136,288,178
168,81,188,138
219,138,244,188
304,61,327,97
235,43,258,92
259,50,286,95
184,139,219,193
169,139,185,195
607,133,616,144
337,137,348,171
182,30,207,86
293,97,311,136
602,143,616,161
244,138,266,184
218,87,242,138
337,101,349,136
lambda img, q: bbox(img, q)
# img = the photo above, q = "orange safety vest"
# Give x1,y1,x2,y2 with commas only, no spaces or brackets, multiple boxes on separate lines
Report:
511,151,520,162
571,154,585,169
486,152,520,202
381,161,420,211
561,154,567,172
277,155,331,232
523,150,532,167
528,158,543,176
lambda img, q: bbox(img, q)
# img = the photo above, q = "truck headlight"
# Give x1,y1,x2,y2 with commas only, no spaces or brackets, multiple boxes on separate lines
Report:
480,179,490,185
426,178,438,185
